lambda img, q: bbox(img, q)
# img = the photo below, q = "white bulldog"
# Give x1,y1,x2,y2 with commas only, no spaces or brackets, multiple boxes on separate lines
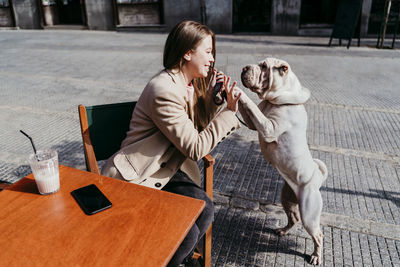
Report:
238,57,328,265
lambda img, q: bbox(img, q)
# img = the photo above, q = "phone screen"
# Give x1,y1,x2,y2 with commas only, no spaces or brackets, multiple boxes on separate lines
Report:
71,184,112,215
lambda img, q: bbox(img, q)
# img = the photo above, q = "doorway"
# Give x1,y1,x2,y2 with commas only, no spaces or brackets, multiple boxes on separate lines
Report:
368,0,400,35
300,0,339,28
233,0,272,32
40,0,86,26
0,0,15,27
56,0,84,24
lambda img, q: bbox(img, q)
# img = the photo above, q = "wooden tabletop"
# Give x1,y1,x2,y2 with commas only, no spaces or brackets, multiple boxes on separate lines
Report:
0,165,205,266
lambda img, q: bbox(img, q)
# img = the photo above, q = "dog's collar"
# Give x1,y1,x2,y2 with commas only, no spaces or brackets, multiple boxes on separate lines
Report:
283,103,303,106
269,102,303,106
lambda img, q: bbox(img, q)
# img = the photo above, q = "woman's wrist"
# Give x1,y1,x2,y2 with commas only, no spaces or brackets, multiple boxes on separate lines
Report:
223,106,237,114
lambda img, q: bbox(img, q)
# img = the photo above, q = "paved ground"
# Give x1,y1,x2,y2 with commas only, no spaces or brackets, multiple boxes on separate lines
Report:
0,29,399,266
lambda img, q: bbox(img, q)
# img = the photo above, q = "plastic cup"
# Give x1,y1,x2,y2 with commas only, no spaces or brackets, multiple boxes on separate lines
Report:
28,149,60,195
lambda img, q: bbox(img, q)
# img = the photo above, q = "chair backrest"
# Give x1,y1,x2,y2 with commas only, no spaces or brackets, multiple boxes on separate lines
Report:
84,102,136,160
78,102,136,173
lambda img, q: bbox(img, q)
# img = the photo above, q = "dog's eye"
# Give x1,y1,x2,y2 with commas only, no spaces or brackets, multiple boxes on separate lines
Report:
261,64,267,70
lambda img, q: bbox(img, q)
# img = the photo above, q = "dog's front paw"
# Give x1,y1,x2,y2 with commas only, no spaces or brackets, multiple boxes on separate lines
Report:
310,253,322,265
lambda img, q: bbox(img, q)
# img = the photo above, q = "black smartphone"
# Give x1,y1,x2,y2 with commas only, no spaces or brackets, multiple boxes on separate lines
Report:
71,184,112,215
213,82,227,105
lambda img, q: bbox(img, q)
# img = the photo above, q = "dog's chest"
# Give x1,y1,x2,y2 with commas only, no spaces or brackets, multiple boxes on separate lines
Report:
259,101,293,121
258,101,308,159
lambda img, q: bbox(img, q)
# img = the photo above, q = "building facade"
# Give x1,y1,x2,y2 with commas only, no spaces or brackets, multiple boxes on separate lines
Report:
0,0,397,37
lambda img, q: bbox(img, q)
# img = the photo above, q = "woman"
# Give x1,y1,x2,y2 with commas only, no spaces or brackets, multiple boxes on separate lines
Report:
102,20,241,266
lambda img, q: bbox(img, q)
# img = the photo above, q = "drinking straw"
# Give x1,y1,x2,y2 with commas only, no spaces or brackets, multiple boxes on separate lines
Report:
20,130,38,155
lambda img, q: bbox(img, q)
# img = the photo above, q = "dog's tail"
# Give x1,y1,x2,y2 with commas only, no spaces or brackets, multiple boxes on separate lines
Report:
313,158,328,183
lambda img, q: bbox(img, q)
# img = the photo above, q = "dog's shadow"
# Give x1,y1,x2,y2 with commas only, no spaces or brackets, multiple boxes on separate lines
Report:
263,227,310,261
210,135,317,265
214,203,313,265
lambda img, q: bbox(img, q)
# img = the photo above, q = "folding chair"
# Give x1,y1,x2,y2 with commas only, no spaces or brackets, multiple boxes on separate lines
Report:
78,102,213,267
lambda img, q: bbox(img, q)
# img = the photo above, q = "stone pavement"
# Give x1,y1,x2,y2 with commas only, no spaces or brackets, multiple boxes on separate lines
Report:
0,29,399,266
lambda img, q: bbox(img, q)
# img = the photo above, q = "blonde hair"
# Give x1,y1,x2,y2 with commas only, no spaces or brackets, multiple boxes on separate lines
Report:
163,20,217,131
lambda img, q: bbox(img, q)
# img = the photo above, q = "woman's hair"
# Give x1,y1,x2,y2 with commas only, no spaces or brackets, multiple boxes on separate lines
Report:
164,20,217,131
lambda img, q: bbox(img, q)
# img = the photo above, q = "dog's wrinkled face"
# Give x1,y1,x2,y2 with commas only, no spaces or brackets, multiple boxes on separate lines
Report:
240,61,268,98
241,58,290,100
240,57,310,105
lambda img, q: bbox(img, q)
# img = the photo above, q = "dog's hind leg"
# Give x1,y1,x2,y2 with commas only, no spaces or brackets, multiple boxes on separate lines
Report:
276,182,300,236
299,185,324,265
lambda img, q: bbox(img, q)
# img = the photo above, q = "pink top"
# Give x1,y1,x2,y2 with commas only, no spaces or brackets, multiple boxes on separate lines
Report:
186,83,194,103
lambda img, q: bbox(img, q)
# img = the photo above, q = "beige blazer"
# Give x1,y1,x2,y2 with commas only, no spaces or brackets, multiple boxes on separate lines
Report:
101,69,240,189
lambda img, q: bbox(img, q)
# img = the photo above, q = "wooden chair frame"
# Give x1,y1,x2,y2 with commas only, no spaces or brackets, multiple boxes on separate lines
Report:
78,103,213,267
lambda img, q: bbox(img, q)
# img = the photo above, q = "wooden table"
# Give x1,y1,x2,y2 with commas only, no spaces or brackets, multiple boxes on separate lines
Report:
0,165,205,266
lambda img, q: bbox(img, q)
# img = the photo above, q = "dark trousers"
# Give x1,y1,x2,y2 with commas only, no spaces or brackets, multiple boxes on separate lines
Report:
163,170,214,267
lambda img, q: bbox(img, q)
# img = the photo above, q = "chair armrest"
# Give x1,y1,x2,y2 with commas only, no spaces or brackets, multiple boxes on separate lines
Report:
200,153,214,267
202,154,215,167
78,105,101,174
202,154,214,201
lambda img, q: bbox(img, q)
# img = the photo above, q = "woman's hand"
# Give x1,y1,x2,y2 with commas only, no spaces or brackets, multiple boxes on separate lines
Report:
210,69,226,105
223,76,242,113
209,69,225,90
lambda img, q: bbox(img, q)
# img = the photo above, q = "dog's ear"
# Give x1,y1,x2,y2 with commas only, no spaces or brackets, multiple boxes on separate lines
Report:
265,58,289,76
264,58,310,105
276,63,289,76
